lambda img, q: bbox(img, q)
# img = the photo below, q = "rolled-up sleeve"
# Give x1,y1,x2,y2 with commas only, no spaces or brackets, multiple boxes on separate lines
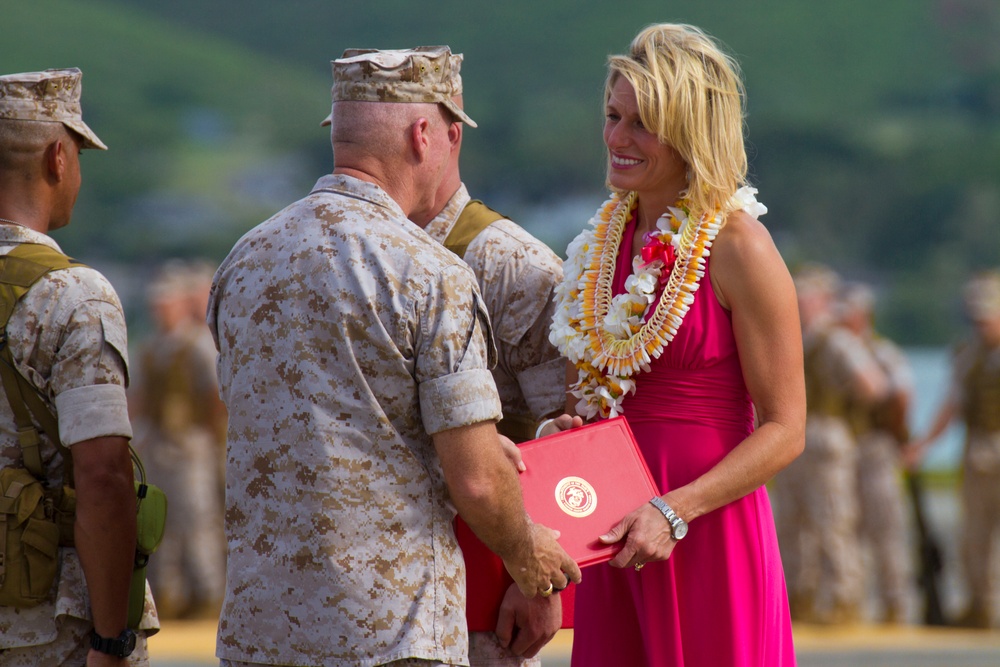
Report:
55,383,132,445
40,271,132,444
416,265,502,435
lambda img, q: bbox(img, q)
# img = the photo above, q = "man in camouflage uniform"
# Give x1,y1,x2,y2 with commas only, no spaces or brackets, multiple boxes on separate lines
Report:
908,270,1000,629
840,283,914,624
0,68,157,665
207,47,579,667
131,262,226,620
772,265,888,624
403,61,567,667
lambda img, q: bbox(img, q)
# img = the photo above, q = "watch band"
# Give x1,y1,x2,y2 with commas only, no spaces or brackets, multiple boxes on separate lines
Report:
649,496,687,540
90,629,136,658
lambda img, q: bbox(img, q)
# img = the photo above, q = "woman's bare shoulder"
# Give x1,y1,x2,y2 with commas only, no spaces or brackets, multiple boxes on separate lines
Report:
711,209,787,310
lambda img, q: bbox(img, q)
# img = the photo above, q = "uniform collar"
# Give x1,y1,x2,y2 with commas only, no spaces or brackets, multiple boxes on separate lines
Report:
311,173,408,220
0,223,65,253
423,183,470,245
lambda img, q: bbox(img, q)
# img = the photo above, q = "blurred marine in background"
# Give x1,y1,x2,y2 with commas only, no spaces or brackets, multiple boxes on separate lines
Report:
130,259,226,620
907,270,1000,629
773,265,886,624
839,282,915,624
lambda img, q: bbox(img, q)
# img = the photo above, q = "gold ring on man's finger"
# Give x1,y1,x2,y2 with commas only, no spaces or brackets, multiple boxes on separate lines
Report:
540,583,554,597
634,562,645,572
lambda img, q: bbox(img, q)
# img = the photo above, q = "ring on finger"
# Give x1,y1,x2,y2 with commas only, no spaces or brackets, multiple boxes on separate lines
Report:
540,583,554,597
634,562,645,572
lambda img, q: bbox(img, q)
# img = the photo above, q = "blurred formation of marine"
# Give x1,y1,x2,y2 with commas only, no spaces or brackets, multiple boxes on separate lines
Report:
908,269,1000,629
839,283,915,624
130,259,227,620
772,265,887,624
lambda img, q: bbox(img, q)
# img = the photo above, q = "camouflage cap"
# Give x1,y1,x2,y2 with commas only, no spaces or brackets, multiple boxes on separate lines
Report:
0,68,107,150
963,270,1000,321
320,46,476,128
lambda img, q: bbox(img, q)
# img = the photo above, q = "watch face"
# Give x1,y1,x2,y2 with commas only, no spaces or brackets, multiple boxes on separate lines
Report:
123,629,137,654
672,520,689,540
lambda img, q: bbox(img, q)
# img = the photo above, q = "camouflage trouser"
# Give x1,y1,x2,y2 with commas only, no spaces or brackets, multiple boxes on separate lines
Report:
961,436,1000,617
857,430,912,618
0,616,149,666
772,416,863,617
469,631,540,667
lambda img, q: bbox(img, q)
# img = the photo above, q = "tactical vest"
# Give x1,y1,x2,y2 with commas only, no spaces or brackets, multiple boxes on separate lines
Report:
0,244,82,608
803,329,849,419
843,335,909,442
140,333,213,435
960,343,1000,433
0,243,165,626
442,200,538,443
0,244,81,492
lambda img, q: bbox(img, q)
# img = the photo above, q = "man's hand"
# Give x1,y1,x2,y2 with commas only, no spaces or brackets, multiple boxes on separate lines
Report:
503,522,580,598
495,583,562,658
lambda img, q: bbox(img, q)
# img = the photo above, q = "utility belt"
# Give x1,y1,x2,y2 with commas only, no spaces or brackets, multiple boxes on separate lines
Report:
0,243,167,627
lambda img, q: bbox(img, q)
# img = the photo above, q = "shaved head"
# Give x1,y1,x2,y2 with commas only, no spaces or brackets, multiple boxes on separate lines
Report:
0,119,68,175
331,100,449,166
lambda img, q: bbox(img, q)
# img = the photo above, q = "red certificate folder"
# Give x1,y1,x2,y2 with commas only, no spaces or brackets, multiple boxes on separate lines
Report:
458,416,660,631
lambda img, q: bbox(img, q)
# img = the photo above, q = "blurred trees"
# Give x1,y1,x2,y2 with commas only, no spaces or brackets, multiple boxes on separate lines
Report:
3,0,999,344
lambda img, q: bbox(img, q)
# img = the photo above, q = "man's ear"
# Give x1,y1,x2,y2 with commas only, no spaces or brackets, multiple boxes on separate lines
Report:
45,138,68,182
448,121,462,151
409,117,432,162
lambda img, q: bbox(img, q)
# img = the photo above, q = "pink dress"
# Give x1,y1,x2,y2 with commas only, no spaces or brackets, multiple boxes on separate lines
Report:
571,215,796,666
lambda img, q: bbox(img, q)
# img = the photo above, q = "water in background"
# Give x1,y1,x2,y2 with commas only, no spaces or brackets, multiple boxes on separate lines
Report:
906,346,963,471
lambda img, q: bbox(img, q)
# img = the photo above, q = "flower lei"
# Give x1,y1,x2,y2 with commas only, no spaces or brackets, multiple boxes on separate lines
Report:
549,186,767,419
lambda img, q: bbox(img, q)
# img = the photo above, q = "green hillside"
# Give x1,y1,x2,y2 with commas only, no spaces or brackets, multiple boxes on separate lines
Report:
3,0,330,260
4,0,1000,343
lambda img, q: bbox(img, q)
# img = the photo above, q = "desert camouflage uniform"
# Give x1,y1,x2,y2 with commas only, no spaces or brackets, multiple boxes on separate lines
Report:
0,225,157,665
425,184,565,440
851,335,914,622
952,339,1000,623
208,174,502,667
132,321,226,617
773,324,873,621
425,184,565,667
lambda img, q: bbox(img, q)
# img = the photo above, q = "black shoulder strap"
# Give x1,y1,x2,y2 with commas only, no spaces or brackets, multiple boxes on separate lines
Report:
0,244,83,479
442,200,505,259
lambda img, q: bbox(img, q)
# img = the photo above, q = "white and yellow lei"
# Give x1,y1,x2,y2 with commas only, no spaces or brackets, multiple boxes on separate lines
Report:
549,186,767,419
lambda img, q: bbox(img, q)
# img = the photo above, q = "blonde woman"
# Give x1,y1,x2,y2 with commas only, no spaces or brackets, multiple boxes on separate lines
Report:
548,24,804,665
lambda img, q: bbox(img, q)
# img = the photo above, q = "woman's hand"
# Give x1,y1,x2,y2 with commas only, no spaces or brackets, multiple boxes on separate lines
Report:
536,413,584,439
499,433,526,472
598,500,678,569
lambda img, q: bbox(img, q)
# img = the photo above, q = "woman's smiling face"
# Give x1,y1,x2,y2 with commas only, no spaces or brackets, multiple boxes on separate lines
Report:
603,76,687,198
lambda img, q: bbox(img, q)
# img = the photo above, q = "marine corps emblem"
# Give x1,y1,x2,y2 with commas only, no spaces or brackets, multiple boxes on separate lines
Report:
554,476,597,518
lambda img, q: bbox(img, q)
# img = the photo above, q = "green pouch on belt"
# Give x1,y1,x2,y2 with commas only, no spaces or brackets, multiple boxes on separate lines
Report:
128,448,167,628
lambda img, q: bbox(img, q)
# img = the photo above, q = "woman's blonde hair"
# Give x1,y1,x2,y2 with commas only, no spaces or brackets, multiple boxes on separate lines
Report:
606,23,748,220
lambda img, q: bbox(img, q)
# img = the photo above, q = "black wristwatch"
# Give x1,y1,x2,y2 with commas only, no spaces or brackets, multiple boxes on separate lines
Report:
90,628,137,658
